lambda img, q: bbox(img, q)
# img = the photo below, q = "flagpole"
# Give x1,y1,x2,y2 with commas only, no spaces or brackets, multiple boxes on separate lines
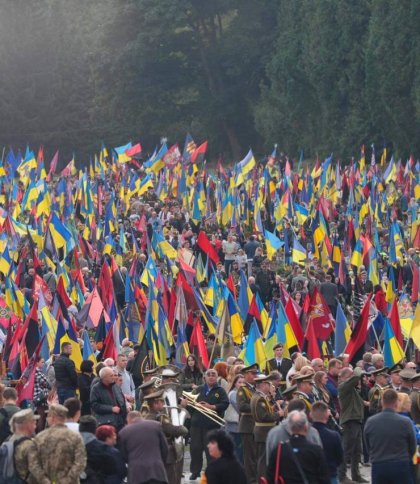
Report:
370,322,382,353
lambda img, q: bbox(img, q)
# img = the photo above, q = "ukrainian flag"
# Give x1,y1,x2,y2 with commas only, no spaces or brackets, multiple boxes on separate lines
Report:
264,229,283,261
383,318,405,367
239,319,266,369
292,239,306,265
225,290,244,344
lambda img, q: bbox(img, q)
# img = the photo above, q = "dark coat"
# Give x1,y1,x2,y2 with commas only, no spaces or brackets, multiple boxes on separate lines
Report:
119,420,168,484
266,358,293,381
53,353,78,390
190,384,229,429
79,373,95,415
266,435,330,484
312,422,343,478
90,381,127,429
319,281,339,307
205,456,247,484
81,432,126,484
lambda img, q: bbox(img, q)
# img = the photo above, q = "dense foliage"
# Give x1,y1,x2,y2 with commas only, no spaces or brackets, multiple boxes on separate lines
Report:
0,0,419,162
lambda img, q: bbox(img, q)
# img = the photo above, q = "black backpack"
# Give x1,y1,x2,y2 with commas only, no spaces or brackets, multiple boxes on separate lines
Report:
0,437,29,484
0,409,12,445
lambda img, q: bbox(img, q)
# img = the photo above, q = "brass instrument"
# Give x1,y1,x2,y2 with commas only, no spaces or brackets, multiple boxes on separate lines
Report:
182,391,225,427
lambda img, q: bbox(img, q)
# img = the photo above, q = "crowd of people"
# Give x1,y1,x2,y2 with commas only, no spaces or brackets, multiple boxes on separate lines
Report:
0,139,416,483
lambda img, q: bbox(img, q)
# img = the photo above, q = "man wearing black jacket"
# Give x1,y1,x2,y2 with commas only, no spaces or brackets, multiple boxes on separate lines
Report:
267,410,330,484
181,368,229,480
54,342,79,404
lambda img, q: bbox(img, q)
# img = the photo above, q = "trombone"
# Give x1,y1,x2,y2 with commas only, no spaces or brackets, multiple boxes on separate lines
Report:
182,391,225,427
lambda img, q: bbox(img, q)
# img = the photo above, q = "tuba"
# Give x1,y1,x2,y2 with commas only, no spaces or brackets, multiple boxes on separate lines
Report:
161,382,188,456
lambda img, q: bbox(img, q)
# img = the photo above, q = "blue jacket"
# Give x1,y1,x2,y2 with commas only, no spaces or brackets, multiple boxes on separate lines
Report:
312,422,343,478
398,412,420,445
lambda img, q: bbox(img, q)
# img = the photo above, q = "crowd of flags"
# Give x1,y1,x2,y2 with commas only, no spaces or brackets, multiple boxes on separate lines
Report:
0,137,416,400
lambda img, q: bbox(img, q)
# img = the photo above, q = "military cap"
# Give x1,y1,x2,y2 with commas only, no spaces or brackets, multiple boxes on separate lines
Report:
294,374,314,384
48,404,68,419
142,367,159,376
282,385,298,398
273,343,284,350
254,374,275,384
400,369,416,380
10,409,39,426
161,368,180,378
410,373,420,382
240,363,259,374
139,379,157,390
389,363,404,374
369,368,389,377
144,390,165,401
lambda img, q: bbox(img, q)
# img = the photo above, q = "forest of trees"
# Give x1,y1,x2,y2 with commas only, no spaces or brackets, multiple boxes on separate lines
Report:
0,0,419,164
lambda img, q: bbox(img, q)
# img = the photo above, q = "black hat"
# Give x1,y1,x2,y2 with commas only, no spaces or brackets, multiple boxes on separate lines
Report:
370,368,389,378
294,374,314,384
139,379,157,390
281,385,297,398
240,363,259,374
142,367,159,376
389,364,404,374
144,390,165,402
273,343,284,351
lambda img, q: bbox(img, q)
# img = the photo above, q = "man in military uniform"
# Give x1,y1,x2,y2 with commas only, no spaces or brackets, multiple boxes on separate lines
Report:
294,374,315,415
138,378,159,415
266,343,292,385
368,368,390,415
27,404,87,484
145,390,188,484
251,375,284,478
9,409,39,483
237,363,259,484
410,373,420,424
389,363,403,390
399,368,415,394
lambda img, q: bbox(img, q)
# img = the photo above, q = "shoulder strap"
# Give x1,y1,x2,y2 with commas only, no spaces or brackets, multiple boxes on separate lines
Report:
274,443,284,484
13,437,31,479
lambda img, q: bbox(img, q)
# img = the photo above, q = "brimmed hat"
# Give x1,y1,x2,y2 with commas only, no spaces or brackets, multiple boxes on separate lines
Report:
161,369,180,378
10,409,39,426
240,363,259,374
254,374,275,384
370,368,389,377
400,369,416,381
282,385,298,398
294,374,314,384
144,390,165,402
389,363,404,374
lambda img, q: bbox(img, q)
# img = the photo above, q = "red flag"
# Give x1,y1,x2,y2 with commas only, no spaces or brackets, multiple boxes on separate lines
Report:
345,295,371,362
389,299,403,347
191,141,208,164
190,319,209,369
46,150,59,182
227,274,236,299
102,325,118,361
56,276,72,308
285,299,304,349
126,143,142,157
162,144,181,167
306,287,334,341
33,274,53,306
303,320,321,359
196,231,220,264
16,336,45,404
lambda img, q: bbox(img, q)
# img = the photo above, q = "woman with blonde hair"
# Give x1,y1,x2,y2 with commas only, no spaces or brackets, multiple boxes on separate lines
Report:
285,354,308,387
227,364,245,385
397,392,420,444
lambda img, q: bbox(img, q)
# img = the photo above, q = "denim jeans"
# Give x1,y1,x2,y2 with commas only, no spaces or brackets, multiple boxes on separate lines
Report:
57,388,76,404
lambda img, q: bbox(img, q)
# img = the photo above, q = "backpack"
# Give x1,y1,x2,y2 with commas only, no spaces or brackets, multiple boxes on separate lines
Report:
0,409,12,444
0,437,29,484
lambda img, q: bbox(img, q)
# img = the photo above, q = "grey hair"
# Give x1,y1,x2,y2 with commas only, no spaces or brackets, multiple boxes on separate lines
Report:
287,410,308,435
205,369,218,377
99,367,114,379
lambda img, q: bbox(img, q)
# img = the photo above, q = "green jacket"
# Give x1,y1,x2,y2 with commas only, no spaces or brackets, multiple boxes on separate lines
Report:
338,367,365,424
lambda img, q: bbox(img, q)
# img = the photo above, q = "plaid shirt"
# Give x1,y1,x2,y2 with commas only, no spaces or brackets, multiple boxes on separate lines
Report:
33,368,51,404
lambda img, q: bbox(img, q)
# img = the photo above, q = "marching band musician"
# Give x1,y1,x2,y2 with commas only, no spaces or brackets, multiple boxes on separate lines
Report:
236,363,259,484
294,374,315,415
144,390,188,484
180,368,229,481
250,374,284,478
138,379,159,415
